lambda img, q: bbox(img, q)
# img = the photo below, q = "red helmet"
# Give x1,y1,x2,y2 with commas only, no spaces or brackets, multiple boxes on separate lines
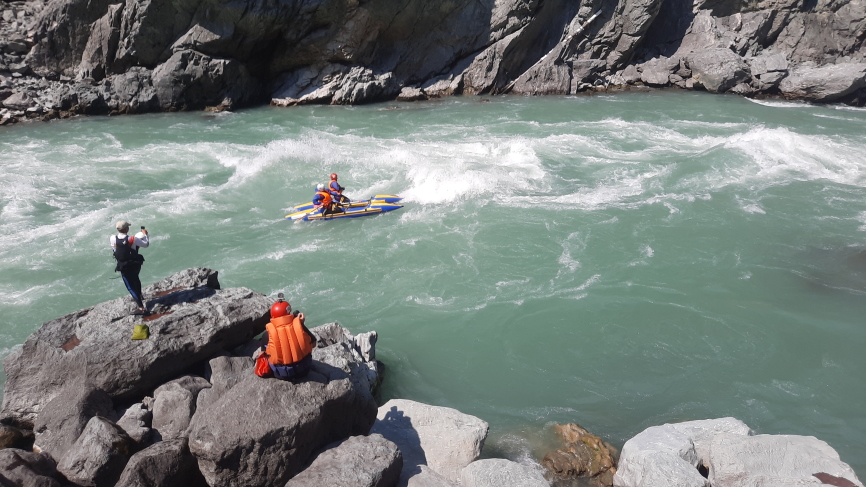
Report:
270,300,291,318
330,173,338,180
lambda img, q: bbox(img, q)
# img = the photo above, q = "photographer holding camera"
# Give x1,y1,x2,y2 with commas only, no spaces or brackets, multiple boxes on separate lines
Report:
110,220,150,316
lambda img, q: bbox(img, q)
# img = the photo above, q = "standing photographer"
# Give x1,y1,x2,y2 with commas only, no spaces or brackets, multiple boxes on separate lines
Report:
110,221,149,315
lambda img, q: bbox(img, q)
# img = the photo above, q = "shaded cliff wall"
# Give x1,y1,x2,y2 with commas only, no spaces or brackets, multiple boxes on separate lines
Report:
1,0,864,122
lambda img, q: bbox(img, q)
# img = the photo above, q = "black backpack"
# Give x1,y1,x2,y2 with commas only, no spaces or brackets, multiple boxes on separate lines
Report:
114,236,143,271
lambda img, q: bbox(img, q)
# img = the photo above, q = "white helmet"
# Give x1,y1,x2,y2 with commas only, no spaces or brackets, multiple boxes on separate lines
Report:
316,183,325,191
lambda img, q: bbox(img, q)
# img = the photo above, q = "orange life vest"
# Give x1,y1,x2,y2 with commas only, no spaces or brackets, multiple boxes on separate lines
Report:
315,190,332,207
265,315,314,365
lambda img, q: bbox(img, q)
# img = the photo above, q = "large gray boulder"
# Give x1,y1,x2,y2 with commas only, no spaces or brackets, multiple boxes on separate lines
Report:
1,267,270,426
115,402,152,445
0,449,64,487
707,433,863,487
32,381,114,462
370,399,489,485
285,434,402,487
151,375,211,441
460,458,548,487
195,355,254,412
188,323,380,487
686,48,751,93
779,63,866,102
115,438,209,487
152,49,262,110
613,417,752,487
56,416,134,487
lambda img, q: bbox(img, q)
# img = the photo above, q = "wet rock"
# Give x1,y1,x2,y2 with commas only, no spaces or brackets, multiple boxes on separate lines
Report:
543,423,618,486
370,399,488,485
56,416,134,487
686,48,751,93
639,56,678,86
1,267,270,426
779,63,866,102
115,438,208,487
151,375,210,441
707,433,863,487
0,449,64,487
396,86,426,101
461,458,548,487
32,382,114,462
286,434,402,487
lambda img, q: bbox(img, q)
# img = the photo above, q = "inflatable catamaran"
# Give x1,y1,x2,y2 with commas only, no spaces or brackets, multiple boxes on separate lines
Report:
285,195,403,221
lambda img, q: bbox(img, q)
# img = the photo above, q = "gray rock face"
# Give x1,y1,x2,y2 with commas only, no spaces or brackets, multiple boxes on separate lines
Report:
56,416,134,487
0,449,64,487
779,63,866,101
707,433,863,487
188,324,379,487
32,382,114,462
151,375,211,441
1,267,270,426
115,438,209,487
285,434,402,487
370,399,489,485
1,0,865,120
460,458,548,487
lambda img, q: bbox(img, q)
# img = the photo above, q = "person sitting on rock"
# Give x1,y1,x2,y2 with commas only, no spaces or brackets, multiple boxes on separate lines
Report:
263,295,317,381
328,173,349,204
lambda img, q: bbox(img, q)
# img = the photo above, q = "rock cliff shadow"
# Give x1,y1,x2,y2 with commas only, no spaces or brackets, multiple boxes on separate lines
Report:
378,406,426,479
634,0,695,61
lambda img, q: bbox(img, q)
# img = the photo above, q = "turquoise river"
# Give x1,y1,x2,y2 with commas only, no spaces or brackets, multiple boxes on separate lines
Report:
1,91,865,477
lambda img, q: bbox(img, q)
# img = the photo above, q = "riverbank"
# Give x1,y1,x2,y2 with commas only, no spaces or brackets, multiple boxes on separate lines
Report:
1,0,865,126
1,268,861,487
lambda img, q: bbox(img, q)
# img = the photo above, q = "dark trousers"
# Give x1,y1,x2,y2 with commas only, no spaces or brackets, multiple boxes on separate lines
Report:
120,265,144,308
269,354,312,381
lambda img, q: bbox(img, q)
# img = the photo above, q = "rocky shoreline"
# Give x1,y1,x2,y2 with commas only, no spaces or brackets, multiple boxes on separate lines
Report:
2,0,865,126
0,267,862,487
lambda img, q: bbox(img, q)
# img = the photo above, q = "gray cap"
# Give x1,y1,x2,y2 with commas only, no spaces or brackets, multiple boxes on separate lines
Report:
115,220,131,232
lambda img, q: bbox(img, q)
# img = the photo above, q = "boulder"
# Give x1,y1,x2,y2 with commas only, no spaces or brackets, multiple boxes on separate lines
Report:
0,449,64,487
151,50,261,110
151,375,211,441
285,434,402,487
686,48,751,93
32,382,114,462
188,333,379,487
312,322,381,399
370,399,489,485
196,355,254,412
639,57,679,86
542,423,617,485
461,458,548,487
115,402,152,444
779,63,866,102
1,267,270,426
707,433,863,487
613,417,753,487
1,91,35,110
115,438,208,487
56,416,134,487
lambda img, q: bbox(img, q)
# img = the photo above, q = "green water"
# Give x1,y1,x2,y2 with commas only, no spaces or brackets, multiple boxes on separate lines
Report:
1,91,865,475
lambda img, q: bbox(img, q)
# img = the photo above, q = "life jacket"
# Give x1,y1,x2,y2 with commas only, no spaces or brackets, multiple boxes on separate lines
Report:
314,190,332,207
329,181,344,195
113,235,138,263
265,315,314,365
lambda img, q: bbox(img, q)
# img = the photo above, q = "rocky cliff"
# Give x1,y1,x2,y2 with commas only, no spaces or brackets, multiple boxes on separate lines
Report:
1,0,864,123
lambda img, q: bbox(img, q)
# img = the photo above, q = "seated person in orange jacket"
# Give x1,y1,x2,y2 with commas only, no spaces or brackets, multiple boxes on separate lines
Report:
264,296,317,381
